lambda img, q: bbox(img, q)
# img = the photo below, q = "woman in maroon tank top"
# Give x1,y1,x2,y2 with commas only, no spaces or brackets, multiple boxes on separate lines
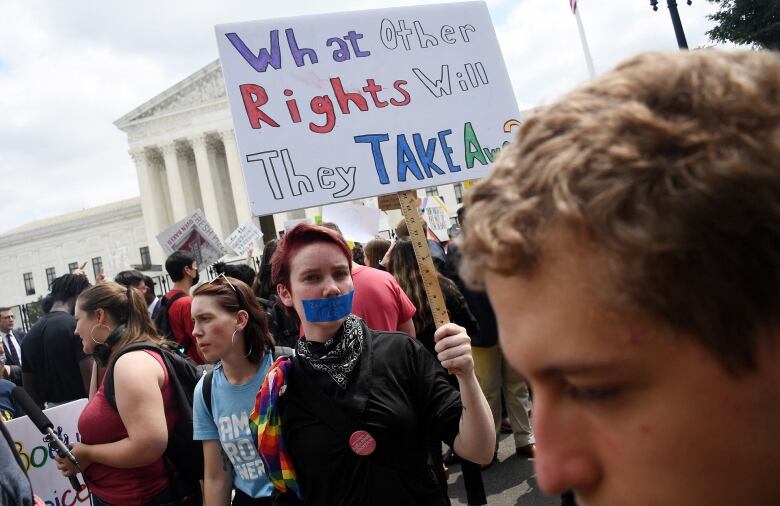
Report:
54,282,178,506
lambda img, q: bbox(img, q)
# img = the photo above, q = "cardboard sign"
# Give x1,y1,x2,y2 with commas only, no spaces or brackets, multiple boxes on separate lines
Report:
322,202,382,243
156,209,227,266
225,222,264,256
6,400,89,505
377,193,401,211
216,1,519,216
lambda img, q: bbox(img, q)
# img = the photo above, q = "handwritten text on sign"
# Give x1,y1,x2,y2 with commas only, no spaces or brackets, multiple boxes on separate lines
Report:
6,400,89,506
216,1,519,216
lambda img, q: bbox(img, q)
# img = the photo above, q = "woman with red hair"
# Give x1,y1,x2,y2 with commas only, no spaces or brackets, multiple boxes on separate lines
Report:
254,224,494,505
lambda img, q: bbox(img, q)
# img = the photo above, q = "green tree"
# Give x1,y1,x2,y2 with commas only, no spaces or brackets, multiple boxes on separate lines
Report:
706,0,780,50
25,297,45,326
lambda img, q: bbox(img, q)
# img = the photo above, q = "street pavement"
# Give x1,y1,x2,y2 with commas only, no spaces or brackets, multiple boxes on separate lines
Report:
447,433,561,506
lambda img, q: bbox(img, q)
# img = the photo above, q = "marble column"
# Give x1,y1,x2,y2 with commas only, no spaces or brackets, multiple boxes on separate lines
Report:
161,142,188,221
130,148,166,263
190,134,224,238
219,129,254,225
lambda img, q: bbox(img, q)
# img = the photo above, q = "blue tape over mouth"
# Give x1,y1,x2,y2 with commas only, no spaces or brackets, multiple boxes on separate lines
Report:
302,290,354,323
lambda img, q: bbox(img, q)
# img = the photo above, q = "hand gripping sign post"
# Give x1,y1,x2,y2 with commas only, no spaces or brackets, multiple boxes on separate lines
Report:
216,0,519,333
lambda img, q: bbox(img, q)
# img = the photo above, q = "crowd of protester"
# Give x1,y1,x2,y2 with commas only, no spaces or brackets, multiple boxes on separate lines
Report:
2,49,779,506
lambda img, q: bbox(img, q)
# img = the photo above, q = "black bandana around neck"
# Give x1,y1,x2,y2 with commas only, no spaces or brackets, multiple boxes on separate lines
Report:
295,314,365,389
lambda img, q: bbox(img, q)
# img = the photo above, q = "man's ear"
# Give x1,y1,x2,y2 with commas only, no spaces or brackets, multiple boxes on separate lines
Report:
277,283,293,308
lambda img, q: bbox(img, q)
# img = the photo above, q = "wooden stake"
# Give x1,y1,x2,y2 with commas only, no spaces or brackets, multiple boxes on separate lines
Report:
396,190,450,328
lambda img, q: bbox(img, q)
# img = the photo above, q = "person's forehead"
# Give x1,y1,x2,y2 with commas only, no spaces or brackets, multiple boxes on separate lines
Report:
484,228,667,375
291,242,349,269
191,295,221,315
0,310,12,318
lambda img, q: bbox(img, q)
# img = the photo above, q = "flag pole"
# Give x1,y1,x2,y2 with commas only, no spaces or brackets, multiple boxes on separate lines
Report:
573,4,596,79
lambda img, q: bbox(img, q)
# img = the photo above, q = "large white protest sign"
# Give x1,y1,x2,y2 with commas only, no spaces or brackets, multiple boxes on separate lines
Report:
225,222,264,256
216,1,518,216
156,209,227,266
6,399,89,505
322,202,382,243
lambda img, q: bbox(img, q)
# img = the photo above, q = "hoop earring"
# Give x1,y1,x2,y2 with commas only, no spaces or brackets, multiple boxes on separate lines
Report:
231,329,253,358
90,323,111,345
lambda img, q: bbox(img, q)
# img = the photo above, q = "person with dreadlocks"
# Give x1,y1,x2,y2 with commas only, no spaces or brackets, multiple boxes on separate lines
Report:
21,273,92,407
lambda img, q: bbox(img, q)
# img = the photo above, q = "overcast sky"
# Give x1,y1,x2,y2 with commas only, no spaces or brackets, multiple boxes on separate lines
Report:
0,0,725,235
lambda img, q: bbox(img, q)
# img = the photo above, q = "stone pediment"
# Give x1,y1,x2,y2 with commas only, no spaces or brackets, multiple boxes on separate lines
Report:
114,60,226,130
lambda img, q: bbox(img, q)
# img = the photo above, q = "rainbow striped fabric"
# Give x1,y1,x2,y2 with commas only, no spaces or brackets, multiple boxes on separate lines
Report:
251,356,301,499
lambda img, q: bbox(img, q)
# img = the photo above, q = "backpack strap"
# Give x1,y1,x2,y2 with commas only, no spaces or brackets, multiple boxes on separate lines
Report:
202,369,214,419
104,342,165,411
168,291,188,304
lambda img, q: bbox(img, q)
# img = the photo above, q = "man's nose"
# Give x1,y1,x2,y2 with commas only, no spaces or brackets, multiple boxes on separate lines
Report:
532,397,602,497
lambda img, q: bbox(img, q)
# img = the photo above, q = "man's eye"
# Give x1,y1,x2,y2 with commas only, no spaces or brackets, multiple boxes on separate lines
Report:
567,386,619,402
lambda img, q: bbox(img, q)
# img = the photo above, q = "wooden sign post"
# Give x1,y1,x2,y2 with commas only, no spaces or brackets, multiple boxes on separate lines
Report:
397,190,450,328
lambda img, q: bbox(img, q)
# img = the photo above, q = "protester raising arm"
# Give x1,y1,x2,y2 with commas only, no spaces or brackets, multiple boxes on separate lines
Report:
256,224,494,505
434,323,494,464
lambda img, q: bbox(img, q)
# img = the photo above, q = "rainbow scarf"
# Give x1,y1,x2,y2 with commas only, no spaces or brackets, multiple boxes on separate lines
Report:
250,356,301,498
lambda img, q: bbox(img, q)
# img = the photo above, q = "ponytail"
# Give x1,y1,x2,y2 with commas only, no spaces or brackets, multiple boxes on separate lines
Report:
77,282,167,357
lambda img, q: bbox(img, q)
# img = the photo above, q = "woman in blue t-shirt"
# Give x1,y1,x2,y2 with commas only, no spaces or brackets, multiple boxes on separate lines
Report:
192,275,298,505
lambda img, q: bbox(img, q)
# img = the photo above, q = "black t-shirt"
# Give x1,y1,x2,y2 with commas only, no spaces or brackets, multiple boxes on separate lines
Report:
282,324,462,506
21,311,88,403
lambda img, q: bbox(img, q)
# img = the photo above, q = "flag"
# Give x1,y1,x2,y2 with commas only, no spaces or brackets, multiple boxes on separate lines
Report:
570,0,577,14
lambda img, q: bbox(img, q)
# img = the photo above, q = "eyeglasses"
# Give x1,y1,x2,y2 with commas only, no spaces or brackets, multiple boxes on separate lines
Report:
210,273,246,310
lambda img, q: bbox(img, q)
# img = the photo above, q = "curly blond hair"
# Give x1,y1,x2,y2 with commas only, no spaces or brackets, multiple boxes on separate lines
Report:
460,50,780,372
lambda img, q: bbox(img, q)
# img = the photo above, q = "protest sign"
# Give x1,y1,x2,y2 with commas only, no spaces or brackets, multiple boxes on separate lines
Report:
6,399,89,505
322,202,382,243
422,195,450,241
215,1,518,216
225,222,264,256
377,193,401,211
156,209,227,266
283,218,312,232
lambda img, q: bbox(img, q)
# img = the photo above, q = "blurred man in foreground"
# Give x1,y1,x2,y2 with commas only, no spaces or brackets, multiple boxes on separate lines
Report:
460,50,780,505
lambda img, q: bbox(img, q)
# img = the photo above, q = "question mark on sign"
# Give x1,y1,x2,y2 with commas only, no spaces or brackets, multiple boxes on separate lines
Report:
503,119,523,133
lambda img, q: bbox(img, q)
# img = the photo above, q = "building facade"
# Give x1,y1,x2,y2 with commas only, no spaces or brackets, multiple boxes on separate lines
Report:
0,198,148,308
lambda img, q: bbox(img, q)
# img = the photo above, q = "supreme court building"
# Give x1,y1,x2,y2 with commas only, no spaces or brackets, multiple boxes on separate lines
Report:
114,60,463,265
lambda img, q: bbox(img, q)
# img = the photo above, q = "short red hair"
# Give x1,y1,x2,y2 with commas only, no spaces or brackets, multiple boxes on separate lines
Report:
271,224,352,292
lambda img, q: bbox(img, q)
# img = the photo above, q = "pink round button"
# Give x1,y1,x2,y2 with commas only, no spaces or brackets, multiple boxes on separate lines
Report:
349,430,376,456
